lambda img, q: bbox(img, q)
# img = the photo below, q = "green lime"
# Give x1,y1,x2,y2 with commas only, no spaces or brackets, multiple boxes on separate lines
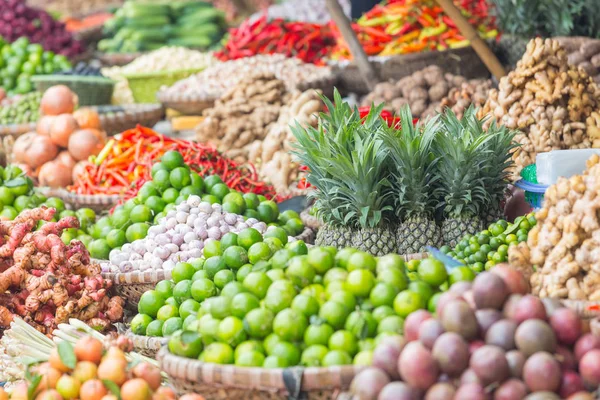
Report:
223,192,246,211
323,268,348,285
347,251,377,272
264,227,288,246
151,162,168,177
393,290,426,317
291,294,319,318
263,355,288,368
89,239,111,259
179,299,201,319
202,343,234,364
377,268,408,291
329,330,358,356
0,187,15,206
155,280,174,299
203,256,226,279
145,195,166,214
322,350,352,366
173,262,196,283
273,308,308,342
191,278,217,302
162,188,180,204
204,175,223,191
270,249,291,270
304,323,334,347
209,296,231,319
237,228,263,250
236,351,265,367
246,242,271,264
110,208,130,229
449,266,476,285
130,205,153,223
243,308,274,339
146,320,164,337
285,256,315,288
301,345,328,367
372,305,395,322
218,316,247,347
244,209,260,220
190,173,205,191
236,264,252,282
138,182,159,202
285,218,304,236
369,282,398,307
138,290,166,318
44,197,65,212
173,280,193,303
235,340,265,360
377,253,405,273
161,151,185,170
220,232,238,249
377,315,405,335
263,333,282,355
266,269,285,281
271,342,300,366
230,292,260,318
221,281,247,298
190,258,205,271
192,270,209,281
243,272,272,299
307,247,334,274
165,297,179,307
13,195,30,212
203,240,222,258
335,248,357,269
345,310,377,339
125,222,149,242
408,281,434,303
198,315,220,342
243,193,260,210
202,194,219,204
318,301,349,330
278,210,299,224
257,200,279,223
168,330,203,358
328,290,356,312
264,280,296,314
214,269,235,289
210,183,230,200
223,246,248,269
130,313,153,335
286,240,308,256
345,269,375,297
301,284,327,305
354,350,374,366
157,304,179,321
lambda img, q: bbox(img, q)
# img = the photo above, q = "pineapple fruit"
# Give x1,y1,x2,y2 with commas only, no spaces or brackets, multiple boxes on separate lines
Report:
379,106,442,254
292,91,396,256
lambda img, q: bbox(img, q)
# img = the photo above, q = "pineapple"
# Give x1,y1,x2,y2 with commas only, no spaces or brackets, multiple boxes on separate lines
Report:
379,106,442,254
435,108,491,247
291,91,396,255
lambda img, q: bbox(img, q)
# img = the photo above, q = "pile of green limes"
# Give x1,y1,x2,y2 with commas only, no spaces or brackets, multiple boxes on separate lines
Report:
130,226,475,368
83,150,304,260
440,213,537,272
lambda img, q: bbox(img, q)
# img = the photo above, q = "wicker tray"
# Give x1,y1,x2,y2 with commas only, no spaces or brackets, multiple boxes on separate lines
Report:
39,187,121,213
158,347,363,400
331,46,490,95
157,92,215,116
103,269,172,311
0,122,36,138
94,103,165,135
96,51,143,67
125,328,167,358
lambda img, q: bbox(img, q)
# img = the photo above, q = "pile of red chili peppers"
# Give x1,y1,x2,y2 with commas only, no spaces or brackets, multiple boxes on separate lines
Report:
68,125,278,201
331,0,498,59
215,15,336,65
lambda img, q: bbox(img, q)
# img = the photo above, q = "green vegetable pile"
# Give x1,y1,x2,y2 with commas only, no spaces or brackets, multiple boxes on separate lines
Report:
0,37,71,96
0,91,41,125
130,228,478,368
99,1,226,53
83,150,304,260
441,213,537,272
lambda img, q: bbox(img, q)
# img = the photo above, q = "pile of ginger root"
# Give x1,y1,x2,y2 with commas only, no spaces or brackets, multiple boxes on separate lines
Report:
0,206,124,336
480,37,600,181
509,154,600,301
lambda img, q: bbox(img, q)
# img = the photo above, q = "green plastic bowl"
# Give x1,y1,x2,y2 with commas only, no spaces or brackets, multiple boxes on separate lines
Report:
123,68,204,104
31,75,116,106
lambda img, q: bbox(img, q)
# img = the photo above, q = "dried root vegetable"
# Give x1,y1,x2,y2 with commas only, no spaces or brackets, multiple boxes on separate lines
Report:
509,154,600,301
248,90,323,194
439,79,493,119
196,73,291,163
480,38,600,181
558,37,600,84
0,206,124,335
360,66,485,118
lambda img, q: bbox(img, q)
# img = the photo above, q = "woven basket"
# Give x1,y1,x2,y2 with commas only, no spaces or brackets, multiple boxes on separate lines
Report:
40,188,122,213
103,269,172,311
96,52,143,67
158,348,363,400
94,103,165,135
0,122,36,138
124,69,205,104
125,329,167,358
32,75,115,106
157,91,215,116
300,210,321,232
560,299,600,320
331,46,490,95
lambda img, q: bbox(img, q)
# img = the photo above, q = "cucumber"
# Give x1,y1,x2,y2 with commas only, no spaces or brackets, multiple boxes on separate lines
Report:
170,24,221,38
167,36,212,48
125,15,171,26
176,8,224,24
141,42,165,51
131,29,168,42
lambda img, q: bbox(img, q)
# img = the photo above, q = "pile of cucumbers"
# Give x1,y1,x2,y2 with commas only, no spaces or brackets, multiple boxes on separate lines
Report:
99,1,226,53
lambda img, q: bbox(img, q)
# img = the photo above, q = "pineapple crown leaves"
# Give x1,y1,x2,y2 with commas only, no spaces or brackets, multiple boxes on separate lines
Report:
291,90,393,229
377,105,441,220
435,107,495,219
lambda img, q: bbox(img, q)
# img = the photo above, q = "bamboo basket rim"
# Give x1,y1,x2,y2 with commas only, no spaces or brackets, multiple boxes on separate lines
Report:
158,347,365,392
102,268,172,285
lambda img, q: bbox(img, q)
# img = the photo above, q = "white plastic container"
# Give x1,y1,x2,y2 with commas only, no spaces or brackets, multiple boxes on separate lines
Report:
536,149,600,185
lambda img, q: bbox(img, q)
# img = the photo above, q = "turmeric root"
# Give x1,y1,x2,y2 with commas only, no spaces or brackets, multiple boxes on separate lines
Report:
0,305,13,328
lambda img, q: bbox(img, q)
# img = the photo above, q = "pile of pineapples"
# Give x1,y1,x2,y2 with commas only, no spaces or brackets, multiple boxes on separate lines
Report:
292,91,517,256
